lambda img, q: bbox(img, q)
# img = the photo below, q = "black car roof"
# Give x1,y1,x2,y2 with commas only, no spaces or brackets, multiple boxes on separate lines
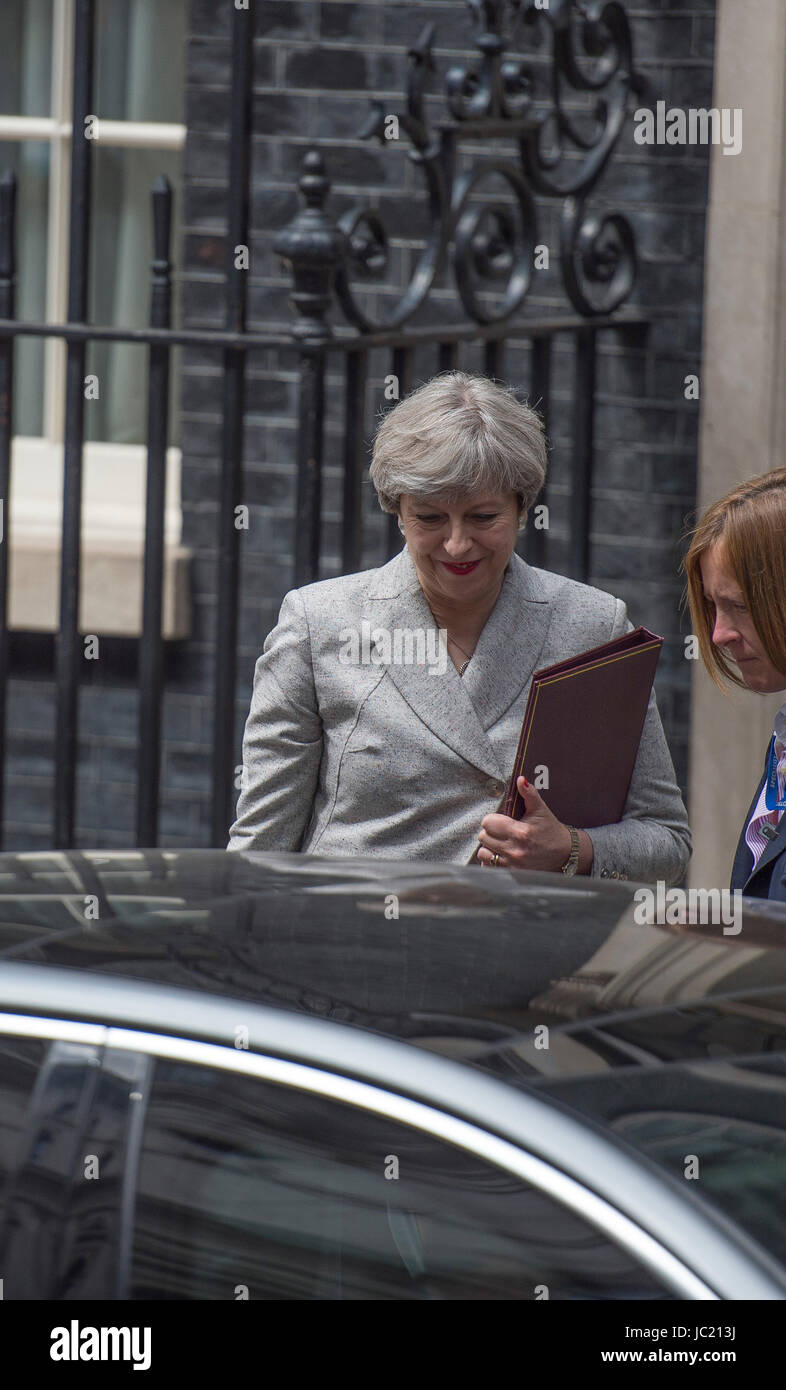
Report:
1,849,786,1077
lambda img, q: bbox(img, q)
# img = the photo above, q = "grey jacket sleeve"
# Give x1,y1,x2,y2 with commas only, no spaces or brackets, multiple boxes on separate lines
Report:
227,590,323,852
585,599,692,886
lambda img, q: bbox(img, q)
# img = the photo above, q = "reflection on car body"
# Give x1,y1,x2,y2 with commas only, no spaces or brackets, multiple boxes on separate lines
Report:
0,849,785,1300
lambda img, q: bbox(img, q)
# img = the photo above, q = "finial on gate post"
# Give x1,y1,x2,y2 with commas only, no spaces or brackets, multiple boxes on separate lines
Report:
150,175,172,328
274,150,347,344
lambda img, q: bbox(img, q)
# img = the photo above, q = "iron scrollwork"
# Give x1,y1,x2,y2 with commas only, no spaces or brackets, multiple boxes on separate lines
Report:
277,0,646,335
519,0,647,314
446,0,534,122
334,23,448,332
452,160,537,324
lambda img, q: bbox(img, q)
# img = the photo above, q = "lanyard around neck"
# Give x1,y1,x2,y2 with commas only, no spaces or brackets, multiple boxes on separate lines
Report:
765,735,786,811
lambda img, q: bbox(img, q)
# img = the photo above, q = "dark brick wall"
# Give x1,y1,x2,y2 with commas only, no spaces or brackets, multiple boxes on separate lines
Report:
5,0,716,849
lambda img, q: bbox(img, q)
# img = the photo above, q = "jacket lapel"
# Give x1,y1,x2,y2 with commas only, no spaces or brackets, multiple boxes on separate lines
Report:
742,811,786,893
362,547,552,781
461,552,553,730
733,748,786,893
730,775,762,890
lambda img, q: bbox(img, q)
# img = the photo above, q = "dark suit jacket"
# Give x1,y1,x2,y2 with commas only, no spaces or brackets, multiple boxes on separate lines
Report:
730,744,786,901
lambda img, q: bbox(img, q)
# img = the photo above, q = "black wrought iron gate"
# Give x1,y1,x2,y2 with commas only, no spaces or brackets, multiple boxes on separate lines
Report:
0,0,648,850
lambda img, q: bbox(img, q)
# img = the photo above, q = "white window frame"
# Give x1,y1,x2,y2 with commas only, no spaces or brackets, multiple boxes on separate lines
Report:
1,0,190,637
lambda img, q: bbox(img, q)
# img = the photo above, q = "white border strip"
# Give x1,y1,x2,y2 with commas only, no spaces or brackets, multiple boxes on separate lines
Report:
0,116,186,149
0,1014,105,1046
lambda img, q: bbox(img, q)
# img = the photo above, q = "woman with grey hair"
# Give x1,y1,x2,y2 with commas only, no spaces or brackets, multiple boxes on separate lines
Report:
229,372,690,883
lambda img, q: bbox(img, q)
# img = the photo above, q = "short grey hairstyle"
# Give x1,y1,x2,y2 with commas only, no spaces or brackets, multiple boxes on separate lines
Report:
369,371,547,523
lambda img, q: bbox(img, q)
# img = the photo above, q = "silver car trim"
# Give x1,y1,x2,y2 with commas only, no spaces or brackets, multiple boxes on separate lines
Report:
2,961,783,1300
0,1014,105,1046
0,1009,713,1300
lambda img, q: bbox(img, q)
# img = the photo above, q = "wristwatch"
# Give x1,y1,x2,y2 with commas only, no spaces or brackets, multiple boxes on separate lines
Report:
560,825,580,876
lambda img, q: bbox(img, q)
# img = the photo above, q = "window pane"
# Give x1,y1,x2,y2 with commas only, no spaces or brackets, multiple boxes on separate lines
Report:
0,1036,48,1196
129,1061,676,1300
87,145,183,445
0,0,53,118
615,1110,786,1271
95,0,187,123
0,1037,90,1300
0,141,49,436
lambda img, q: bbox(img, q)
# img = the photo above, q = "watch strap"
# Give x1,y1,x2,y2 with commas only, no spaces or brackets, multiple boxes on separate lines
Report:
560,825,580,876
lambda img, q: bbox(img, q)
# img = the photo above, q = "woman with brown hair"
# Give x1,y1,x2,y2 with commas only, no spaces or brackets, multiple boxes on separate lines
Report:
684,468,786,900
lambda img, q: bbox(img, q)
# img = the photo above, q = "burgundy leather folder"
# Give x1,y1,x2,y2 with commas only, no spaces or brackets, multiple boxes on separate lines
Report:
469,626,663,861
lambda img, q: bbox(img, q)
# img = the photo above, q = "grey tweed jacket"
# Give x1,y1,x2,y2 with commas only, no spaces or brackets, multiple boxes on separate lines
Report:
227,546,691,884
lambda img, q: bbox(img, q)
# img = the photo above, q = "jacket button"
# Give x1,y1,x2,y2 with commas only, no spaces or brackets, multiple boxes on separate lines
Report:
487,779,503,795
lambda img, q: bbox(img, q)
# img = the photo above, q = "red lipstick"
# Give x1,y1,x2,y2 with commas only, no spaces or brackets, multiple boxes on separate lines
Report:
441,559,481,574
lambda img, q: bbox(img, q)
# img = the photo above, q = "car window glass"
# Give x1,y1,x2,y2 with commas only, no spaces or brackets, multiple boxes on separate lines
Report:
129,1059,677,1300
0,1037,114,1298
613,1108,786,1269
0,1036,48,1197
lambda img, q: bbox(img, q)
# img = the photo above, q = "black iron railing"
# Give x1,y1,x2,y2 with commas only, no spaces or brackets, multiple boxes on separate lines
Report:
0,0,648,852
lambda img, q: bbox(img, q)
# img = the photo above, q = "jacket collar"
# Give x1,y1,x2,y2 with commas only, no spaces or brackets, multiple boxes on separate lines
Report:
732,758,786,893
739,817,786,893
362,546,554,780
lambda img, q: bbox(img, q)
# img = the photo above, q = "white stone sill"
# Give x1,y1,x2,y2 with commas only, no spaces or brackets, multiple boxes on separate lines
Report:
6,438,192,639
